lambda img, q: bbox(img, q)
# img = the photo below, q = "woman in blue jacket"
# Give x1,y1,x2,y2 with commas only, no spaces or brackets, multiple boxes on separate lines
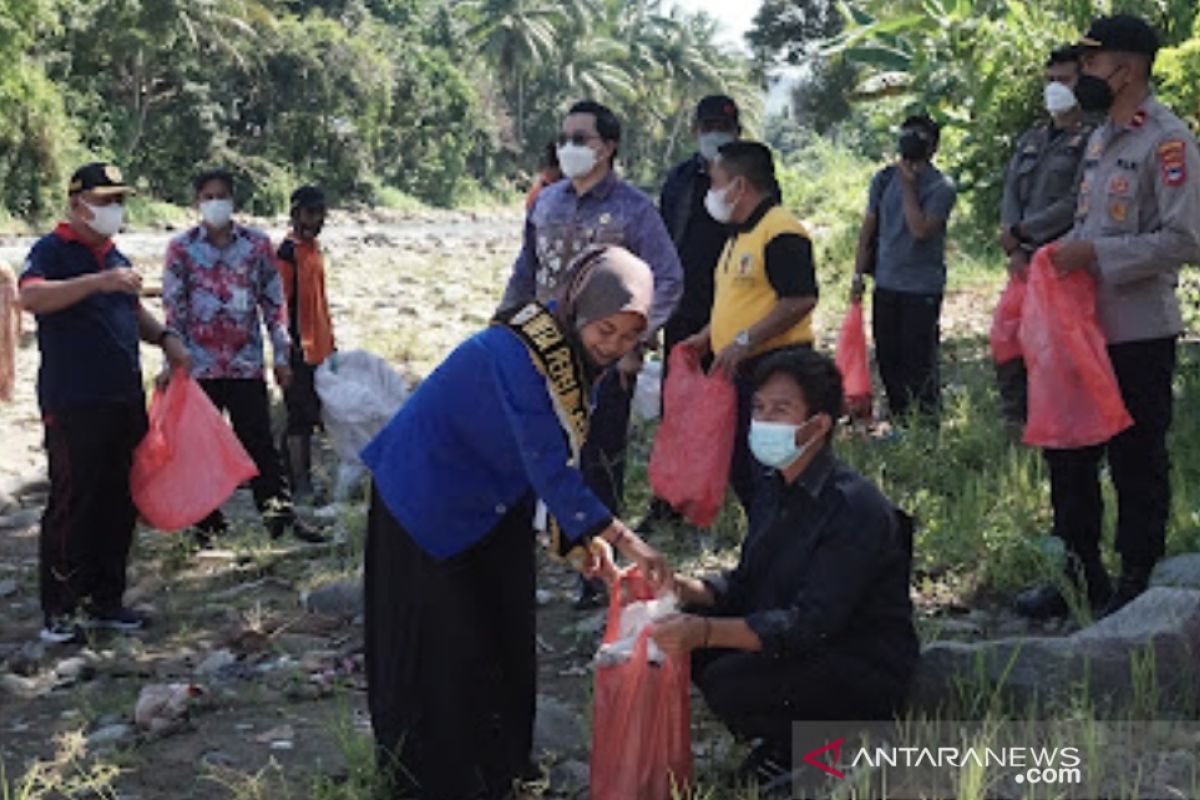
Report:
362,245,668,799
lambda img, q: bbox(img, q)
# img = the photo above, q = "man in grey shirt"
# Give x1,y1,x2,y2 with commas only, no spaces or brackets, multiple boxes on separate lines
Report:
852,114,957,419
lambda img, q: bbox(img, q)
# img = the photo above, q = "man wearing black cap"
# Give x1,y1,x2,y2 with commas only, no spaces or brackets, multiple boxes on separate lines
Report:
18,163,192,643
1016,14,1200,619
638,95,742,532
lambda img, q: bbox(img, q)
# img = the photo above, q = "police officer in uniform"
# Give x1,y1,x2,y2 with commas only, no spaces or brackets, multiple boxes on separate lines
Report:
995,45,1093,425
1016,14,1200,619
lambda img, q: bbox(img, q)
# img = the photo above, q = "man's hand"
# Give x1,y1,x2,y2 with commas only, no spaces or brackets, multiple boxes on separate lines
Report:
1007,249,1030,281
999,227,1021,255
897,159,924,185
616,349,643,392
274,363,294,389
1048,241,1096,276
711,340,749,380
680,331,711,359
99,268,142,296
850,272,866,303
162,335,192,375
650,613,707,656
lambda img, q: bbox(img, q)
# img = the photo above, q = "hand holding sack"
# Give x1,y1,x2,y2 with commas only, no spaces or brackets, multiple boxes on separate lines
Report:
648,345,736,528
131,370,258,531
1018,246,1132,448
590,568,692,800
990,274,1026,365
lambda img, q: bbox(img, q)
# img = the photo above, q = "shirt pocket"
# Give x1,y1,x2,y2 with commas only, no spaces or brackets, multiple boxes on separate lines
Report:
1101,168,1140,235
587,212,629,247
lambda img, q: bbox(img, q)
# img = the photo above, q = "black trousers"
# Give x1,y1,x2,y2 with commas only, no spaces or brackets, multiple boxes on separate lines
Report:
581,368,634,513
365,488,536,800
1044,337,1177,568
40,402,148,618
196,378,292,527
872,288,943,419
692,648,908,750
283,353,322,436
995,357,1027,427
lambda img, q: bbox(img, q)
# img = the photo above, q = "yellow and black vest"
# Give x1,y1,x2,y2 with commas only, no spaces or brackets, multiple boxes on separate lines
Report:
711,205,814,356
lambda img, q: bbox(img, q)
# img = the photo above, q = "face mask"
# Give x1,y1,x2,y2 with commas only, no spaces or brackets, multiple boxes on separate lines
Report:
898,129,931,161
1044,82,1078,115
82,202,124,238
698,131,735,161
1075,68,1120,113
704,180,739,224
748,416,822,471
557,144,598,179
200,198,234,229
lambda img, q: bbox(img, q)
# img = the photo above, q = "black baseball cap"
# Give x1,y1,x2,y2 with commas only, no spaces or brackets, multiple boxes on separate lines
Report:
68,162,135,197
696,95,740,125
1078,14,1159,58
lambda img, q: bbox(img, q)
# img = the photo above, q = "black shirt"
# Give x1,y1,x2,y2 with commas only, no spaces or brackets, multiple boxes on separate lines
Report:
704,446,918,683
660,154,731,322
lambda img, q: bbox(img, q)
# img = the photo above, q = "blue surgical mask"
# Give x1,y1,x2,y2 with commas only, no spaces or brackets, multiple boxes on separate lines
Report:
698,131,735,161
748,416,821,470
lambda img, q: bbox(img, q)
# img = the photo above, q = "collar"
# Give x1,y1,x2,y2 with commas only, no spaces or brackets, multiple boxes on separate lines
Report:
735,197,778,233
54,221,114,261
785,444,836,500
196,222,240,245
568,168,619,201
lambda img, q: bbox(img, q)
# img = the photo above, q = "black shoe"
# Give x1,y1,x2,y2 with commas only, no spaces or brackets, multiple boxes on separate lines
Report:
1101,565,1151,618
738,741,796,795
194,509,229,548
270,517,328,544
1014,584,1069,620
87,606,149,631
572,577,607,611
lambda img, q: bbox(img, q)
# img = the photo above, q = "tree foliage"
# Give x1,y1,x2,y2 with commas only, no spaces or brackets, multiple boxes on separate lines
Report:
1,0,757,218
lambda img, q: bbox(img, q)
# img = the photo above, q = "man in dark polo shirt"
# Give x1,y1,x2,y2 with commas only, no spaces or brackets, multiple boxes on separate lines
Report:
19,163,191,643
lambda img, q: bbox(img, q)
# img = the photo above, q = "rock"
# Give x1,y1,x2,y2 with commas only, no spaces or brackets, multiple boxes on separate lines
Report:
534,695,586,756
0,489,15,515
549,759,590,796
0,508,40,531
201,750,237,768
194,649,237,676
255,724,295,745
8,642,46,676
536,589,555,606
1,672,47,699
87,724,134,750
135,683,205,734
911,588,1200,716
0,578,16,598
572,611,607,637
53,655,96,685
929,617,984,641
1151,554,1200,590
303,579,363,619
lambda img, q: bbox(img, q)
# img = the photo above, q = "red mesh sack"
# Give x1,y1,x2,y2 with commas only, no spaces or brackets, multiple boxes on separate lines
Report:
835,300,873,417
648,345,736,528
590,569,692,800
990,274,1026,365
1019,247,1133,448
131,371,258,531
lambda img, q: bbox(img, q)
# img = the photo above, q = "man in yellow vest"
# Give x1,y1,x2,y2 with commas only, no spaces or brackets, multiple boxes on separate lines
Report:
683,141,818,520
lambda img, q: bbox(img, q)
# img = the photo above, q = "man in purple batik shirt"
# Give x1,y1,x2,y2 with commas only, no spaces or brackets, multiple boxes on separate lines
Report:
500,100,682,608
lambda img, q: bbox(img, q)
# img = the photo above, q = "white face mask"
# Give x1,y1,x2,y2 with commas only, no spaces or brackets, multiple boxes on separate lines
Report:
1044,82,1078,115
698,131,735,161
704,180,740,224
199,198,234,229
82,202,124,238
557,143,599,180
748,416,822,471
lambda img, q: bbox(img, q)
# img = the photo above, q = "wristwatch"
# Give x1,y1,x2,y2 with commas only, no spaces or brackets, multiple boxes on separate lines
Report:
734,329,751,348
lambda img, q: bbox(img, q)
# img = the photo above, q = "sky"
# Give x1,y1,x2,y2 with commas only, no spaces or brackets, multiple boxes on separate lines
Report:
670,0,764,52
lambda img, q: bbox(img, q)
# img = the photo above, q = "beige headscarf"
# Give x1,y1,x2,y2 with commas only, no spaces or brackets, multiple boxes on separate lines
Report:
553,244,654,333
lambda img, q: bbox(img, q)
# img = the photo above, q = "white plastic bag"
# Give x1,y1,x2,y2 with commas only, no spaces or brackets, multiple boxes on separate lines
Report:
631,358,662,422
594,593,677,667
315,350,409,466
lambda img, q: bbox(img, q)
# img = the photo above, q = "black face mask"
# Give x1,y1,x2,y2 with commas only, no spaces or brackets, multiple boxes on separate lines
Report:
898,129,931,161
1075,68,1119,113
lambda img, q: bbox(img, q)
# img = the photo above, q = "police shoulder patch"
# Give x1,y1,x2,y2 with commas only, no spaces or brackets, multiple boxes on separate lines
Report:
1159,139,1187,187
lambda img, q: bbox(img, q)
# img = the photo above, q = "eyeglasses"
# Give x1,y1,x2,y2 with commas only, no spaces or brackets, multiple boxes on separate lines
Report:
557,132,600,147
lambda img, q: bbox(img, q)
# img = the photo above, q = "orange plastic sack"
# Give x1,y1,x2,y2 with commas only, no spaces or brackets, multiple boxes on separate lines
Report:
131,371,259,531
648,345,737,528
835,300,872,411
590,569,692,800
1018,247,1133,449
990,274,1026,365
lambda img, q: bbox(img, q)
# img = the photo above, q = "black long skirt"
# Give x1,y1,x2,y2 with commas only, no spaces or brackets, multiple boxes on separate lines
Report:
365,486,537,800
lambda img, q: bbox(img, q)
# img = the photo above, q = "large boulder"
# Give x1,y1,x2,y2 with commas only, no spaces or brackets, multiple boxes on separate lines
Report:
912,588,1200,715
1151,554,1200,591
303,579,363,619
